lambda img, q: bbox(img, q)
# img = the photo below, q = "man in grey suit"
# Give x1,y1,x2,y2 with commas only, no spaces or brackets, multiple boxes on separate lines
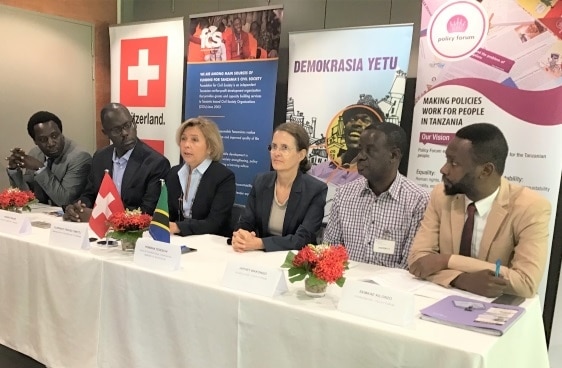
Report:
6,111,92,207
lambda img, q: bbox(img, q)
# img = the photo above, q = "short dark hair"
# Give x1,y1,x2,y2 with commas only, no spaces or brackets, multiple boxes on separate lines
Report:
274,122,311,172
364,123,408,161
27,111,62,139
100,103,130,128
456,123,509,174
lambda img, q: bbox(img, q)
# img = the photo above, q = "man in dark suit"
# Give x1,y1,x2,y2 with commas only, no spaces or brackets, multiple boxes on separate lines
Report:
64,103,170,222
6,111,92,207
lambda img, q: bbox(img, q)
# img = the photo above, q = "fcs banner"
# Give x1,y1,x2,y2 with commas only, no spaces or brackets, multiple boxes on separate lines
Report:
408,0,562,300
288,25,414,220
185,6,283,204
110,18,184,161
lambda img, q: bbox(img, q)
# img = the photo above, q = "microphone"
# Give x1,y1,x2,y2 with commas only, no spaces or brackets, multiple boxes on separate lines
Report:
178,194,184,221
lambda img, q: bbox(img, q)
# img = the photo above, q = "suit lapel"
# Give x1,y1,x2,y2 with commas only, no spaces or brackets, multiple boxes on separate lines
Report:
451,195,465,254
121,142,142,193
283,172,303,235
31,151,48,203
478,179,509,260
261,173,275,234
192,162,213,211
51,139,70,178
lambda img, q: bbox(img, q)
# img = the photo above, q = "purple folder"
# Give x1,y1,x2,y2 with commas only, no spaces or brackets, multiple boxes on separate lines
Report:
419,295,525,336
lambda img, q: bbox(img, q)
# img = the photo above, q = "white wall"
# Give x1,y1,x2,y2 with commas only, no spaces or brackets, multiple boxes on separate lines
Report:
0,5,96,189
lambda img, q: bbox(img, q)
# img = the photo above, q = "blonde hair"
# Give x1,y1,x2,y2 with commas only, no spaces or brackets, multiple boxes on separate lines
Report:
176,117,224,161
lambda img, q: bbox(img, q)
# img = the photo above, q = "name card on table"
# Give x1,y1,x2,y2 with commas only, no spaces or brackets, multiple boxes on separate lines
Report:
337,279,415,327
134,238,181,272
49,222,89,250
0,210,31,235
222,261,288,298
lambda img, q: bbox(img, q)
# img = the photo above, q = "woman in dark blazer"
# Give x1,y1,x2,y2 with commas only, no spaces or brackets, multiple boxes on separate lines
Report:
233,122,327,252
167,117,235,237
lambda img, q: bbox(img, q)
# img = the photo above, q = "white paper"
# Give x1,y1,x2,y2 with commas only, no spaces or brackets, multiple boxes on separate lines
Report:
134,238,181,272
338,279,415,327
369,268,428,292
415,282,494,302
49,222,89,250
0,210,32,235
221,261,288,298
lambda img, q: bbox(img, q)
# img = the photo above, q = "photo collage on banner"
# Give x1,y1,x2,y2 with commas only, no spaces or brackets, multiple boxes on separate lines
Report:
287,25,414,221
185,6,283,204
109,18,185,161
407,0,562,301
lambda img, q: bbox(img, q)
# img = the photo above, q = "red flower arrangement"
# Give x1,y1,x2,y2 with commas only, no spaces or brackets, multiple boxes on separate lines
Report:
281,244,349,295
106,209,152,249
0,187,36,212
107,209,151,232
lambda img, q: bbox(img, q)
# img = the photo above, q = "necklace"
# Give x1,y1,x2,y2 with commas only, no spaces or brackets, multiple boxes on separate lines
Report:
274,182,289,207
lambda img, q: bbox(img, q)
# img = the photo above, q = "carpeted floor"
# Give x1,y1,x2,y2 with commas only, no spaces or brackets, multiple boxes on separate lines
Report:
0,345,44,368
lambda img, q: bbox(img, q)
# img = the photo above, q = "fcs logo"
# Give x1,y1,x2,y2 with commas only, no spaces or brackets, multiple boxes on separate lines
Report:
120,36,168,107
200,26,223,49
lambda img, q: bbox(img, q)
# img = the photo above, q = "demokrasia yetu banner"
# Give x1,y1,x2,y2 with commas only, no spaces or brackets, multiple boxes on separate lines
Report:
110,18,184,161
407,0,562,301
287,24,414,220
185,6,283,204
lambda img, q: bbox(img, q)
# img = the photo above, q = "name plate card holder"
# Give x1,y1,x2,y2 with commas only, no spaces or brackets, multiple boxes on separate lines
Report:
337,279,415,327
134,238,181,272
49,222,89,250
221,261,288,298
0,210,31,236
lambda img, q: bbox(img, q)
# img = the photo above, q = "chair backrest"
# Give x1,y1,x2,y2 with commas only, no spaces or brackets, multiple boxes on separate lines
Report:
229,203,245,233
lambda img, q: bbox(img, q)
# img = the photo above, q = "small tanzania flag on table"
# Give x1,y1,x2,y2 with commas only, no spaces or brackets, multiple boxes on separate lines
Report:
149,180,170,243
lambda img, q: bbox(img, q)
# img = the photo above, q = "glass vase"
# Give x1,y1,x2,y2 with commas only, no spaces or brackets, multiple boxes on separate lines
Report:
120,230,144,252
4,207,22,213
304,276,327,298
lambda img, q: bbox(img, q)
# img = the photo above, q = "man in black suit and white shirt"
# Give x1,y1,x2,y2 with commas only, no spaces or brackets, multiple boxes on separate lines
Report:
64,103,170,222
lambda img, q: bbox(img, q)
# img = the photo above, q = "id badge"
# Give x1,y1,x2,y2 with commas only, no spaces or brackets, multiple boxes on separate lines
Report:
373,238,395,254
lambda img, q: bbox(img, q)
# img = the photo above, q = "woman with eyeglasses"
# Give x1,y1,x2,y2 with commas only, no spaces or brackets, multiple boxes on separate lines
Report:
232,122,327,252
166,117,235,236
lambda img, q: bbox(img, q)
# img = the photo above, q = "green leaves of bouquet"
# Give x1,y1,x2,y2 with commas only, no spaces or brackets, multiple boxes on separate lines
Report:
281,244,349,287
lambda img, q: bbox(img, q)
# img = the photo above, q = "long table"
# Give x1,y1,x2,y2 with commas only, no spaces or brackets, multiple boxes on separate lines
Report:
0,211,551,368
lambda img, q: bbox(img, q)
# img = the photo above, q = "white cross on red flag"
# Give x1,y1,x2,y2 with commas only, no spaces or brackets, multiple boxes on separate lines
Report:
89,172,125,238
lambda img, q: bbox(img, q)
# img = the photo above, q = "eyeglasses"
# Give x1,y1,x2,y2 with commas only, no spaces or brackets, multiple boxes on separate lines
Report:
268,144,295,153
109,121,135,135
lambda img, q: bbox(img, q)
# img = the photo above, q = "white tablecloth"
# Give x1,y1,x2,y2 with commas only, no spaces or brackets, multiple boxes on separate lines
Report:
98,235,550,368
0,216,101,368
0,213,551,368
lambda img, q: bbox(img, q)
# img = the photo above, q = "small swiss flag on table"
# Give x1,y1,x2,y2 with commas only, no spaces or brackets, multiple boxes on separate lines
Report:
89,172,125,238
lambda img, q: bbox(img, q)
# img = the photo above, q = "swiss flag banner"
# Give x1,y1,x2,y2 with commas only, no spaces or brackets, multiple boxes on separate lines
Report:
110,19,184,162
89,172,125,238
120,36,167,107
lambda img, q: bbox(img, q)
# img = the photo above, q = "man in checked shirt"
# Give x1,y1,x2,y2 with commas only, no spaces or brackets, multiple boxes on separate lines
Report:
323,123,429,268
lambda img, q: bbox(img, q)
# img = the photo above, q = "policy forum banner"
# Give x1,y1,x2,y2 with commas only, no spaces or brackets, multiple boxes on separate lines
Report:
288,24,414,220
408,0,562,301
110,18,185,161
185,6,283,204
